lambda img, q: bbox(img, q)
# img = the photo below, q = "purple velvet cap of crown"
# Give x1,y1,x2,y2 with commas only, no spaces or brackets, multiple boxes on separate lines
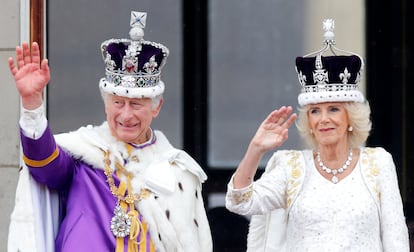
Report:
295,55,365,106
295,55,361,85
106,42,165,73
106,43,127,70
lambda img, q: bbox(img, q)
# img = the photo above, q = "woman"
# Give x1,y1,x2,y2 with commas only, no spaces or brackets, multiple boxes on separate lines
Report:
225,45,409,251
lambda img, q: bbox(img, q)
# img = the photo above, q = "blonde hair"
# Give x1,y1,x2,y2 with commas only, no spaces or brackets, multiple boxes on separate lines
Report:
295,102,372,148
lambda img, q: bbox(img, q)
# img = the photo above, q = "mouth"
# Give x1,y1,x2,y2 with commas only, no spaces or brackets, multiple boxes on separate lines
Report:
119,121,139,129
319,128,334,132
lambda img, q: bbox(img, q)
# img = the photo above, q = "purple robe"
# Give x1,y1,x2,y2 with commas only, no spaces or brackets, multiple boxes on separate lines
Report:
19,123,212,252
21,126,131,251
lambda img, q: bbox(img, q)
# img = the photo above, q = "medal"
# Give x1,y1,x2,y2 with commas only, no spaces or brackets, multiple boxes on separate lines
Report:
110,201,131,238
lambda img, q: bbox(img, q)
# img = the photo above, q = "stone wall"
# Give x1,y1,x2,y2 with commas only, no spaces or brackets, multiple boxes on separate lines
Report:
0,1,21,251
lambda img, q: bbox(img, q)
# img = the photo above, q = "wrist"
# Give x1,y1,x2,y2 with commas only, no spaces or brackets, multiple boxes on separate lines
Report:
21,93,44,110
247,140,267,157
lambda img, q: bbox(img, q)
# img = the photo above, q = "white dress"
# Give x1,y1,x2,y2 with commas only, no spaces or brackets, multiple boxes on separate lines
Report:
288,161,381,251
225,148,409,252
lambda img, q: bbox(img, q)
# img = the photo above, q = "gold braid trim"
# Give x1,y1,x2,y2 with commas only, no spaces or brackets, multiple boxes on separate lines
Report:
361,148,380,201
286,151,302,209
22,146,60,167
233,187,253,205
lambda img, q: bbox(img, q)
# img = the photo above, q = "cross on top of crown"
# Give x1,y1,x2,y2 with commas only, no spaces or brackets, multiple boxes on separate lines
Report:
130,11,147,29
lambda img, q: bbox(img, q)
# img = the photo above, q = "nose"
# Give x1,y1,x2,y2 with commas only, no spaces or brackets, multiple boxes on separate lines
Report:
119,104,133,121
320,110,330,123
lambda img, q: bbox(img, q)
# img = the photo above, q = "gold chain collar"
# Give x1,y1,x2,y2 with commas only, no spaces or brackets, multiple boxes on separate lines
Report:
102,149,151,247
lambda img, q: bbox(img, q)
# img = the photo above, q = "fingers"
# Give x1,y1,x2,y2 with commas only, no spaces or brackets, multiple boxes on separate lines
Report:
14,42,41,70
41,58,49,69
267,106,289,121
31,42,40,65
8,57,17,76
280,106,297,128
283,112,297,128
266,106,297,128
266,106,286,121
16,44,25,69
40,58,51,79
276,106,289,124
22,42,31,65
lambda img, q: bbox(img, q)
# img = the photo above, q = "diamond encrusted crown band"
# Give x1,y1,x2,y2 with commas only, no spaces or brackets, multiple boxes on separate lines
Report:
104,69,161,88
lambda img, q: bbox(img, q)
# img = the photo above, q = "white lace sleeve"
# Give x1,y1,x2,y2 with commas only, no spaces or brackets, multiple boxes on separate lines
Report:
19,104,47,140
225,152,288,216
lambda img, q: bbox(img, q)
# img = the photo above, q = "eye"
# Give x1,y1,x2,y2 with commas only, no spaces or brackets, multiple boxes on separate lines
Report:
130,101,144,109
329,106,340,112
112,99,124,107
309,108,320,114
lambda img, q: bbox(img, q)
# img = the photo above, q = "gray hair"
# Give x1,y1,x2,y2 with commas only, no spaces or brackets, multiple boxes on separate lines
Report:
295,102,372,148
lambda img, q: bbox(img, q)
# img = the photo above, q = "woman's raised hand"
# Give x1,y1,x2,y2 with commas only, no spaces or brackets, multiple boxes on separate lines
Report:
250,106,297,154
8,42,50,110
233,106,297,188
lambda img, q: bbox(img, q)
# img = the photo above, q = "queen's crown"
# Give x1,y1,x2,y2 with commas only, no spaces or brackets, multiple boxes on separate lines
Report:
295,19,365,106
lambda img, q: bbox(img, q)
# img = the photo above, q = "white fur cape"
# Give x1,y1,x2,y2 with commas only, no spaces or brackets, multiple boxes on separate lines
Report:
8,123,212,252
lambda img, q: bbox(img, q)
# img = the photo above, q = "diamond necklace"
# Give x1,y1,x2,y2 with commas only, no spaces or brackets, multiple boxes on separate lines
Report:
316,149,353,184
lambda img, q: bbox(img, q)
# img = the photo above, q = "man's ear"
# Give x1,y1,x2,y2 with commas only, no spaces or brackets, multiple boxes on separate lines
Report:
152,97,163,118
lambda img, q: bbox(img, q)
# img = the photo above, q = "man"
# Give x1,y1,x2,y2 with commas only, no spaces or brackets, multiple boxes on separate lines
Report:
8,11,212,252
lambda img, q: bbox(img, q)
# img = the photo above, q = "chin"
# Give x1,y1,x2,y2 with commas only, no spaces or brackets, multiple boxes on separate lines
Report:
115,132,136,142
